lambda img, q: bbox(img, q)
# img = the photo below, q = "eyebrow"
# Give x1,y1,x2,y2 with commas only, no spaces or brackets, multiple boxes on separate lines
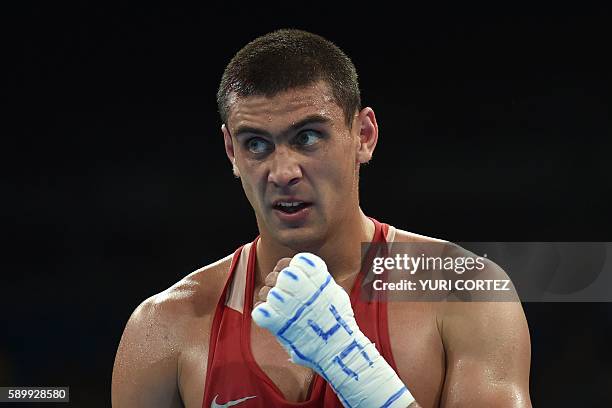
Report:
232,114,332,138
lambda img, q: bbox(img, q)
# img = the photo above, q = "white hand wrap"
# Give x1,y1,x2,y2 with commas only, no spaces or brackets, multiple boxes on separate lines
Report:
252,253,415,408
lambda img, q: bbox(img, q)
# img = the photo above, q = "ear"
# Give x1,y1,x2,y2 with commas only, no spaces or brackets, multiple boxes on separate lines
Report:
222,124,240,178
355,107,378,164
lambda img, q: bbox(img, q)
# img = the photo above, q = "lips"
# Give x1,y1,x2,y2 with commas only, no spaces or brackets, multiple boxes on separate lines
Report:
273,201,310,214
271,198,313,223
272,199,312,214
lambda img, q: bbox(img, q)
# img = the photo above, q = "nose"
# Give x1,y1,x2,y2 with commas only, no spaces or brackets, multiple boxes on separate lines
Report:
267,146,302,188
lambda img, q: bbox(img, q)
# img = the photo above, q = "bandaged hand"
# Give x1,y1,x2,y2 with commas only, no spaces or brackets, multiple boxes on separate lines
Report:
252,253,415,408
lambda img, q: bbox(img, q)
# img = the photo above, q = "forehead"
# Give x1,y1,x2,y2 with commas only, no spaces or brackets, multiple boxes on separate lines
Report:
227,81,345,134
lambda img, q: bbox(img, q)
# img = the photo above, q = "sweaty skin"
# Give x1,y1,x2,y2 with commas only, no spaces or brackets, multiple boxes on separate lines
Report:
112,82,532,407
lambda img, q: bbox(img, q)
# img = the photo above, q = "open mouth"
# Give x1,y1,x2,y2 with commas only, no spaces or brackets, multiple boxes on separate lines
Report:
273,201,312,214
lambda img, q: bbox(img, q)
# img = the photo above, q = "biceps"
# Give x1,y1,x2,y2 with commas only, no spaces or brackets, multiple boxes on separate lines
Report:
440,302,532,407
112,353,182,407
440,359,531,408
111,319,182,407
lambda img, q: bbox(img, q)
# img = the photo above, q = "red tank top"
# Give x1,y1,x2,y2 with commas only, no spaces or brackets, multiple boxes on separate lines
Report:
202,218,399,407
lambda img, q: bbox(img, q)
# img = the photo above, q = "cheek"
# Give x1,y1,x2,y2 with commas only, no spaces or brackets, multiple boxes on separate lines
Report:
312,146,357,194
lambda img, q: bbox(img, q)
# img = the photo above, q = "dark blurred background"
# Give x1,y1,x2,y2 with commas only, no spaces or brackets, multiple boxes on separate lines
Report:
6,3,612,407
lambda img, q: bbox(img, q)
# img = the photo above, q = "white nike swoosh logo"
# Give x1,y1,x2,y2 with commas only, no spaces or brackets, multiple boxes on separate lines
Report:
211,394,256,408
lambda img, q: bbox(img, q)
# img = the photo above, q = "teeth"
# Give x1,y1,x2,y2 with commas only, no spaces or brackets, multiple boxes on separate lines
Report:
278,201,303,207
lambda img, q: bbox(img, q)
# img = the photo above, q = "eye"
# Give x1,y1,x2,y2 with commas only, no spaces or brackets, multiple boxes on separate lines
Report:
294,130,321,147
246,137,271,154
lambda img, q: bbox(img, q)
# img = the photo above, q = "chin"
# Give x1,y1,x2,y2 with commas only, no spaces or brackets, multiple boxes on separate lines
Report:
274,225,326,252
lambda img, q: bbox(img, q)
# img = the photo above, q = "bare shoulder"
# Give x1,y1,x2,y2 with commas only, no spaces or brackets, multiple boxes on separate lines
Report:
392,226,516,295
130,251,234,337
111,253,234,407
392,226,523,318
166,253,236,319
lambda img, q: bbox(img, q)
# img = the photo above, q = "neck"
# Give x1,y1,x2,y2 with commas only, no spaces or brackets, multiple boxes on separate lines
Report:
254,209,376,288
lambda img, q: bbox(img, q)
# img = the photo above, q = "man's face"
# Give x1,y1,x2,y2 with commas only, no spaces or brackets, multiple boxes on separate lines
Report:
223,81,373,249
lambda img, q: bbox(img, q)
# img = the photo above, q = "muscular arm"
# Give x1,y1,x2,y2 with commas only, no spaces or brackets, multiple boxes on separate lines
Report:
439,300,531,407
112,297,183,407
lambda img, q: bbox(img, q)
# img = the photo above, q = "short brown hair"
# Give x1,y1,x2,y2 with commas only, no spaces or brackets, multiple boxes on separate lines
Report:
217,29,361,128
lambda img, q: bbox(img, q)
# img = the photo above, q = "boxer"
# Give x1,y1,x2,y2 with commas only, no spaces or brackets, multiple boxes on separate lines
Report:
112,29,531,407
